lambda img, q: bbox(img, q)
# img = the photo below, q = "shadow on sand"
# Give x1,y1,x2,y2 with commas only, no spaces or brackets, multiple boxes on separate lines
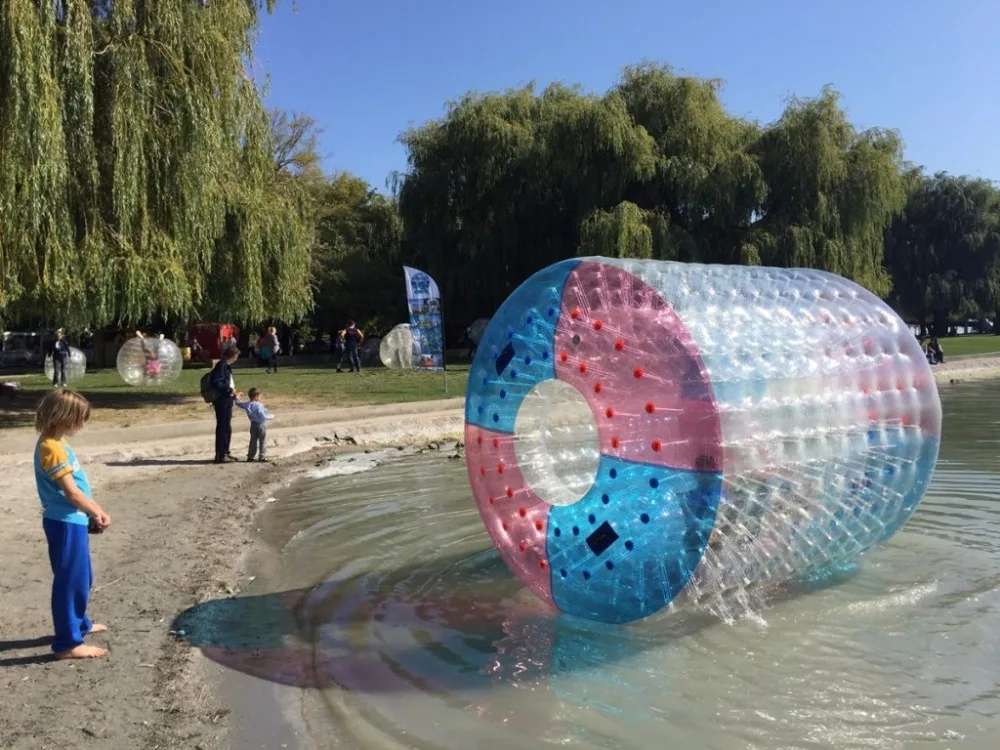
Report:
0,635,56,667
105,458,216,467
171,549,859,695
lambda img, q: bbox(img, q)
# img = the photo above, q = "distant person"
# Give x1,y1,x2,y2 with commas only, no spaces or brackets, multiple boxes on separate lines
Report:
34,389,111,660
235,387,274,462
338,320,364,373
332,329,346,371
465,325,478,359
262,326,281,374
209,345,239,463
926,337,944,365
51,330,71,388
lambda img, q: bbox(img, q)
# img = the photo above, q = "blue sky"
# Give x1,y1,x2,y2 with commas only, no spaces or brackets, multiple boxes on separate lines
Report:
255,0,998,191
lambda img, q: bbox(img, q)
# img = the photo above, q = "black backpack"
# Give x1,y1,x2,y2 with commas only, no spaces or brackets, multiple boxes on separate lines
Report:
199,371,216,403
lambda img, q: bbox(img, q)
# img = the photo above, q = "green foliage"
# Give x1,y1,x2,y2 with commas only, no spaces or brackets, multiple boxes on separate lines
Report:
397,64,911,327
0,0,312,328
751,87,907,295
309,173,406,337
884,173,1000,332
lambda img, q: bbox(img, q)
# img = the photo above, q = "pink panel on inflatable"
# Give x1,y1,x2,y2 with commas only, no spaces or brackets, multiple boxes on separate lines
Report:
552,261,723,473
464,423,554,605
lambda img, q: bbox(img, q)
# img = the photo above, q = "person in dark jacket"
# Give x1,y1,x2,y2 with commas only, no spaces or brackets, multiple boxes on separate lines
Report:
51,331,71,388
209,345,239,463
340,320,364,373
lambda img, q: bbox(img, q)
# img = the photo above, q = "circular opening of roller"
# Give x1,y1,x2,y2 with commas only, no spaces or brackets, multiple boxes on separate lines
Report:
513,379,600,507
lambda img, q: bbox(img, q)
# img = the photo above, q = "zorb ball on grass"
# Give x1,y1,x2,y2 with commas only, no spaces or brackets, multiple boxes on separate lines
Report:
379,324,420,369
464,258,941,624
44,347,87,384
116,336,183,387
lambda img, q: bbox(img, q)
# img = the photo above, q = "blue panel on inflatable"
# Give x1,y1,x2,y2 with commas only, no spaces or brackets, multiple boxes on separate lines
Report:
546,455,722,623
465,260,580,433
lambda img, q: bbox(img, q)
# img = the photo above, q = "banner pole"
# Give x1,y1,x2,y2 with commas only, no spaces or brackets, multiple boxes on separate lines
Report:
441,296,448,395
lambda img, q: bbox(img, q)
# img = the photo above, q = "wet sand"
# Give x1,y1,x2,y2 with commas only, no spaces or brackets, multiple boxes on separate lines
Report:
0,399,462,750
0,355,995,748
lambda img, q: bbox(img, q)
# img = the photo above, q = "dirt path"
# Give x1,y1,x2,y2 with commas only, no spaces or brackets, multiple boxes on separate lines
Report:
0,400,463,750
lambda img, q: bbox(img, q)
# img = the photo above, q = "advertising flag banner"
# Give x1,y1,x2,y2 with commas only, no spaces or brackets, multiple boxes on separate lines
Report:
403,266,445,370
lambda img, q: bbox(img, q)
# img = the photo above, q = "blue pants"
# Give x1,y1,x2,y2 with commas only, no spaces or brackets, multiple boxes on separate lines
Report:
43,518,94,653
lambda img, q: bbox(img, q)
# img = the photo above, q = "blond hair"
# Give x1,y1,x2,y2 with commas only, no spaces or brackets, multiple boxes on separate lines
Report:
35,389,91,436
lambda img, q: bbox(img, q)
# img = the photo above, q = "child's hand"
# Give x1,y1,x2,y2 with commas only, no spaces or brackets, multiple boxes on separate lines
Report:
93,510,111,530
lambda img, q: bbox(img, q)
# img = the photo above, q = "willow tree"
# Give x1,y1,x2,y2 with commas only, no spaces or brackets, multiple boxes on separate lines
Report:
615,63,767,264
0,0,313,328
884,173,1000,333
398,82,656,325
750,87,908,295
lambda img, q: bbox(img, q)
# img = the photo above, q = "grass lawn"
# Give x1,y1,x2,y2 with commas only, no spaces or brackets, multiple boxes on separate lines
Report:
939,334,1000,357
0,362,468,430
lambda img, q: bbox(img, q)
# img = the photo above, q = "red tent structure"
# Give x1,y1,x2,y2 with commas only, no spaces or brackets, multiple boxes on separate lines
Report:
189,323,240,362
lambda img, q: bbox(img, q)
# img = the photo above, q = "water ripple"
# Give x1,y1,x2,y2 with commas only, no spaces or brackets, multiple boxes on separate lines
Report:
180,383,1000,749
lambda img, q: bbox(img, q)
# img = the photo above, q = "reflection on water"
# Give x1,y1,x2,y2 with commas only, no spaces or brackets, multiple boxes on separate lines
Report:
176,384,1000,749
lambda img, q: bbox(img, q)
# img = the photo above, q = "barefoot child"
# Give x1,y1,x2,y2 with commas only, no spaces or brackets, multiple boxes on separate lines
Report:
34,389,111,659
235,387,274,462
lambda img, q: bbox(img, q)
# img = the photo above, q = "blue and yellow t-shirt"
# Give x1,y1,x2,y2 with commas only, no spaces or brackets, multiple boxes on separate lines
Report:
34,438,91,525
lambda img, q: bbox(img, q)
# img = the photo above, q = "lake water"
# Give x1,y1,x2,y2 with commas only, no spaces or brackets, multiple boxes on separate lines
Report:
178,383,1000,749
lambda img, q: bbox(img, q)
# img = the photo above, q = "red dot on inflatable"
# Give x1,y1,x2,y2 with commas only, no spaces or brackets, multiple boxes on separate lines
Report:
570,308,580,320
897,381,906,391
614,339,625,351
633,367,644,379
479,466,485,476
492,437,499,448
535,520,543,531
497,462,505,474
902,414,912,425
560,351,569,362
868,411,878,421
611,436,620,448
539,560,547,570
593,320,603,330
594,382,603,394
518,507,527,517
477,435,483,445
645,402,655,413
501,522,508,530
651,439,662,452
578,363,587,374
488,496,494,505
506,487,514,497
519,544,526,553
606,407,614,418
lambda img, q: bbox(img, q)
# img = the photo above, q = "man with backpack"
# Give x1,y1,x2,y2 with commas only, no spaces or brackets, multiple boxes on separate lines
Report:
200,345,239,463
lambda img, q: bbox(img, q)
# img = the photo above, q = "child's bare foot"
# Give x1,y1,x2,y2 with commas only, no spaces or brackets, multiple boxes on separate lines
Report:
88,623,108,635
55,644,107,660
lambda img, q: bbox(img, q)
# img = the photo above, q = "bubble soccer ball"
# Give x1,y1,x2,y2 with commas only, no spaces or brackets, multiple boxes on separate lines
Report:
379,324,421,369
116,336,183,387
464,258,941,624
44,347,87,385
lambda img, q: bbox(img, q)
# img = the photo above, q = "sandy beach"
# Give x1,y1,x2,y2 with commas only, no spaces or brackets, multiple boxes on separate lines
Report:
0,355,995,749
0,398,463,750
